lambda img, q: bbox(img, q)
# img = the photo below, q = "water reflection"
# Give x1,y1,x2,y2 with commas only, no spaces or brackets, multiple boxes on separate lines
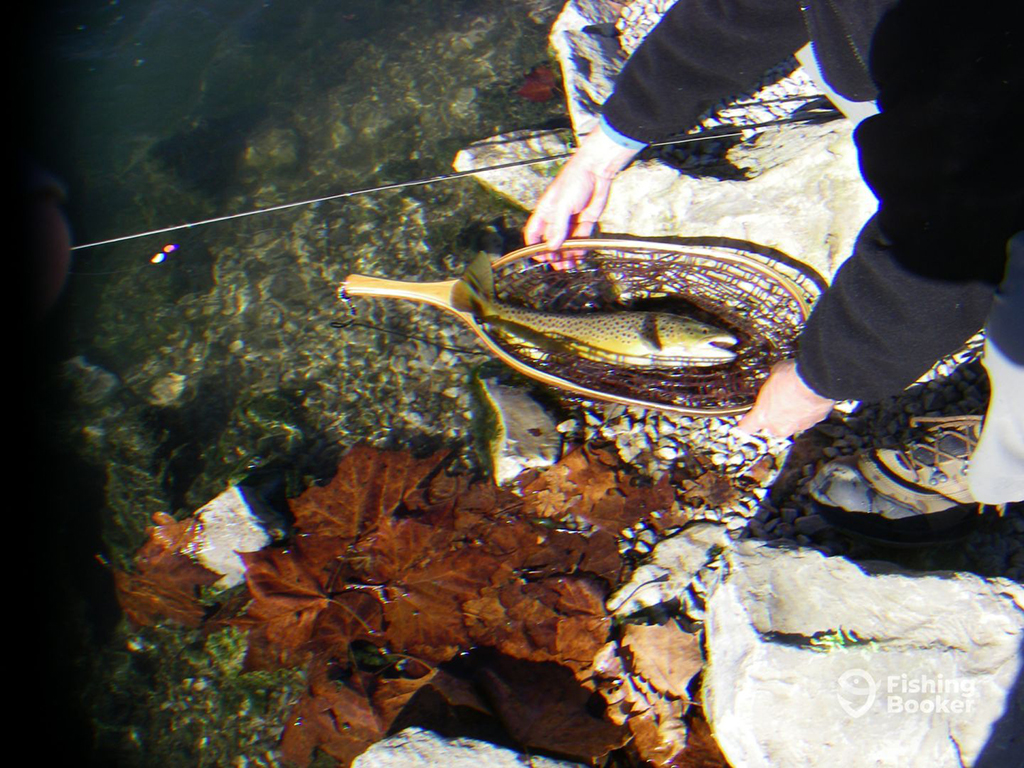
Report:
30,1,564,763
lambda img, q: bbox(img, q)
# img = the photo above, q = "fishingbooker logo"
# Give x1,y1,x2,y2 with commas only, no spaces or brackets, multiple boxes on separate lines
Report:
837,669,977,718
837,668,878,717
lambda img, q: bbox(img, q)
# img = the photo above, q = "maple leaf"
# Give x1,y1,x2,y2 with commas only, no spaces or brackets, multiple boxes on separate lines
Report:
476,654,630,759
113,570,213,628
225,445,628,763
280,660,388,768
464,575,610,674
280,655,445,768
242,547,330,650
679,469,741,510
113,512,220,628
621,623,703,700
288,444,448,541
363,516,499,662
589,623,717,768
516,65,558,102
307,591,386,657
579,529,626,585
627,706,691,768
240,540,390,669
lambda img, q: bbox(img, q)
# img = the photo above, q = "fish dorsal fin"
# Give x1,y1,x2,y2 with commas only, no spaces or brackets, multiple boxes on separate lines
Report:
640,312,664,351
463,251,496,298
452,252,496,315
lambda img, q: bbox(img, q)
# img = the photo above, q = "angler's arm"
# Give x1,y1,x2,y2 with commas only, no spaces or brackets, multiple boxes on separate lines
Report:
526,0,806,252
524,125,641,253
601,0,807,144
794,217,993,402
740,217,994,437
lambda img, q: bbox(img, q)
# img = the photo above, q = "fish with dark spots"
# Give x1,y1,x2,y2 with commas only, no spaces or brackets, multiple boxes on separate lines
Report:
452,253,738,368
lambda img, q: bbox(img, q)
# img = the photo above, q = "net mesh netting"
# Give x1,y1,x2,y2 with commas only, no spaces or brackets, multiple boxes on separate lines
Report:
487,240,823,414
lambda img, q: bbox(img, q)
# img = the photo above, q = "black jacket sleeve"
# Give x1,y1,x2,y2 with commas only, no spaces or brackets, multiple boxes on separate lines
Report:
601,0,807,143
796,2,1022,400
854,2,1023,285
795,216,994,402
602,0,1020,401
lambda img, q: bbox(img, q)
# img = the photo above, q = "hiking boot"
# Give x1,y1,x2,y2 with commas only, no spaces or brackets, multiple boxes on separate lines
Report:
809,415,984,544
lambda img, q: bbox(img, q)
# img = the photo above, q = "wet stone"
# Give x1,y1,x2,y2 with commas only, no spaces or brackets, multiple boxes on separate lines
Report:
793,514,828,536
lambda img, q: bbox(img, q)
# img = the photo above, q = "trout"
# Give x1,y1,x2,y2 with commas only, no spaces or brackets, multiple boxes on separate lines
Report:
452,253,737,367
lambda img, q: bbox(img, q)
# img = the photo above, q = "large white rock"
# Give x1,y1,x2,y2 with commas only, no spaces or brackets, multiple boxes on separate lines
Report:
353,727,585,768
549,0,625,134
702,542,1024,768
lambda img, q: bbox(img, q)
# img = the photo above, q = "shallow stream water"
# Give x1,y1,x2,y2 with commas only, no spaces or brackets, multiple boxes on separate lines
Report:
29,1,566,763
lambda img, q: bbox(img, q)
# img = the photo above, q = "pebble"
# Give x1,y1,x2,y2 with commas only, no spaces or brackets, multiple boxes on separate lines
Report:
794,514,828,536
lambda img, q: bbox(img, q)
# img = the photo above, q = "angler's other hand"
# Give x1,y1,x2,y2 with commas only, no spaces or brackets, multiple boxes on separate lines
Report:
737,359,836,438
524,126,640,269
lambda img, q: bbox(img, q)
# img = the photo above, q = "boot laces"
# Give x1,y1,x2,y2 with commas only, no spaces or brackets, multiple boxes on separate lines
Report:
891,415,982,487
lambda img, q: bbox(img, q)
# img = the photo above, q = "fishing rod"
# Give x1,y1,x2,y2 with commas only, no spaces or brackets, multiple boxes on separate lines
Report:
70,99,838,252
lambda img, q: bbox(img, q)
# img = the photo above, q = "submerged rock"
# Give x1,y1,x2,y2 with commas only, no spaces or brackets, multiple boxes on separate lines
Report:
148,371,188,407
702,542,1024,767
476,376,561,484
60,356,121,405
353,727,586,768
183,485,277,588
243,125,303,173
453,129,573,209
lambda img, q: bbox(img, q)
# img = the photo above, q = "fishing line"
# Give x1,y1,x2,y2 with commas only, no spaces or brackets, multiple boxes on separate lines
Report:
69,103,838,254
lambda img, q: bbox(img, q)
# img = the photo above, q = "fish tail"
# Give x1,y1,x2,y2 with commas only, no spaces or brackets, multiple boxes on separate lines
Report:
453,252,496,317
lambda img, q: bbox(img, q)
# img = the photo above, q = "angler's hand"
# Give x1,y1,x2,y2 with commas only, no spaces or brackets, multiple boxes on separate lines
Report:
524,127,640,269
737,359,836,438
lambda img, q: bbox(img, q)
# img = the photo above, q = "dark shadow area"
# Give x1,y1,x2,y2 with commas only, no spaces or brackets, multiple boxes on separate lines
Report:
975,634,1024,767
29,315,122,767
150,106,269,200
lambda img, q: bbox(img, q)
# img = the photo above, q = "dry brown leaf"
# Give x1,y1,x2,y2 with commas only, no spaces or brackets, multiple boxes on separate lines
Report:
680,713,732,768
588,623,718,768
307,591,386,657
465,575,610,673
622,623,703,700
679,469,741,510
628,706,691,768
279,661,387,768
241,547,330,652
476,654,630,760
113,569,214,628
122,444,633,767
